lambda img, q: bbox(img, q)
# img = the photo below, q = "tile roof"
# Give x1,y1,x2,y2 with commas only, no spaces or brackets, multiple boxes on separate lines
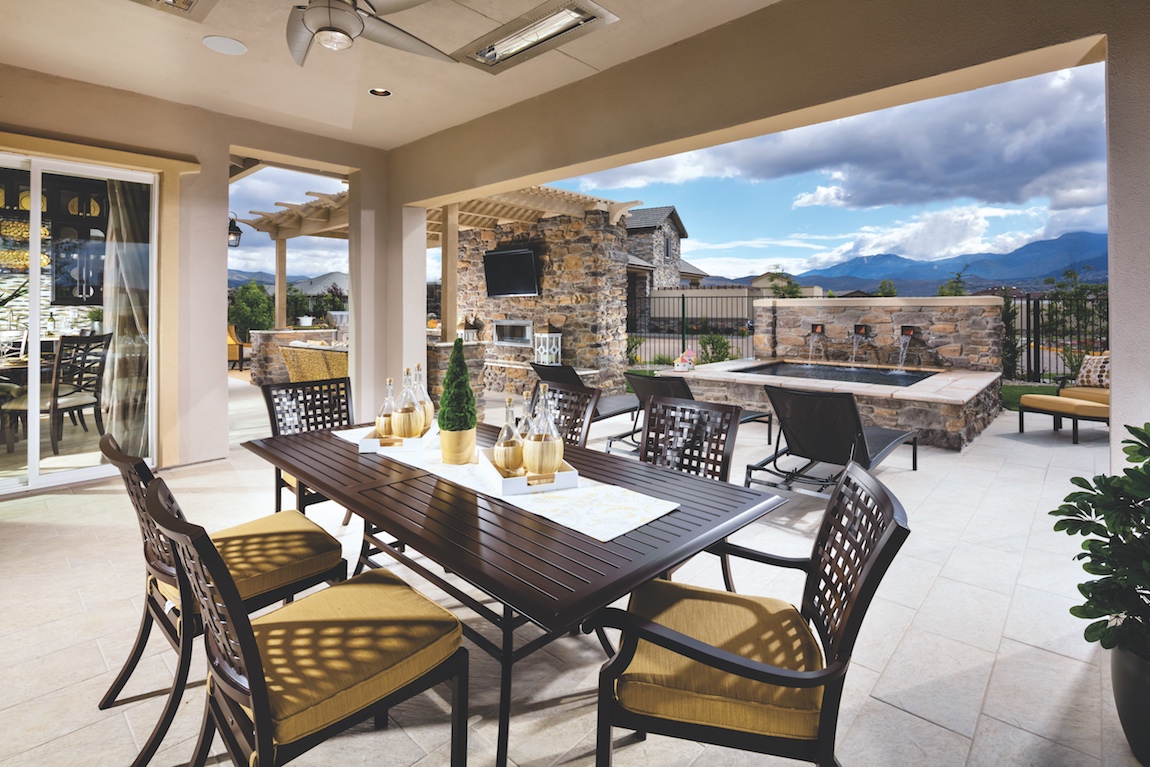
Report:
624,206,688,238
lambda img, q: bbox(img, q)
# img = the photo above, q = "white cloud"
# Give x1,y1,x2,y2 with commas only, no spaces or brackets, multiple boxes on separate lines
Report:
792,185,849,208
686,256,808,280
567,63,1106,214
681,237,829,253
426,248,442,282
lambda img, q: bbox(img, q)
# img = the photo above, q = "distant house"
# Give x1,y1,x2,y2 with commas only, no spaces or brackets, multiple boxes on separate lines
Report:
837,289,873,298
623,205,709,329
750,271,825,298
292,271,348,296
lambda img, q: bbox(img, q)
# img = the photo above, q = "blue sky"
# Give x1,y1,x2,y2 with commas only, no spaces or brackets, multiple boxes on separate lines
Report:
230,62,1106,280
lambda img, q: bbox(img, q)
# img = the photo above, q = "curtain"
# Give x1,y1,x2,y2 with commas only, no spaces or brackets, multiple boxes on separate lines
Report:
103,180,151,457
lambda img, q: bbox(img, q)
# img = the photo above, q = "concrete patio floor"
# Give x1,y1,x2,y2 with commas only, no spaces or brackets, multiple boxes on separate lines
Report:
0,372,1134,766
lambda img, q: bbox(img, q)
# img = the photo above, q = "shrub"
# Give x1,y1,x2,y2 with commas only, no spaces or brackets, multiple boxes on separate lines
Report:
698,333,732,365
626,335,643,365
228,280,273,341
652,354,674,366
437,338,477,431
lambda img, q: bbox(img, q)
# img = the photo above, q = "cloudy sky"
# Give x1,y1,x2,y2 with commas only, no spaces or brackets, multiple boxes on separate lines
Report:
230,61,1106,280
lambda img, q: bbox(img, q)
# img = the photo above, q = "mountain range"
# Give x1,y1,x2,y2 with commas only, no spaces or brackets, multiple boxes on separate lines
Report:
701,231,1108,294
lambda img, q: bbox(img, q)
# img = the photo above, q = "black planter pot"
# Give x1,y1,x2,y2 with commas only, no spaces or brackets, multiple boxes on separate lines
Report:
1112,645,1150,766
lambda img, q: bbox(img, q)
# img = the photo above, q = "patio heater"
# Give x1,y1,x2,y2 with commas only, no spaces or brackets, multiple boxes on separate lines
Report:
533,324,561,365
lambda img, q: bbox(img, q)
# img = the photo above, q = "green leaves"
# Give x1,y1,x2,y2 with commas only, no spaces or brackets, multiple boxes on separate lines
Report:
437,338,477,432
1051,422,1150,659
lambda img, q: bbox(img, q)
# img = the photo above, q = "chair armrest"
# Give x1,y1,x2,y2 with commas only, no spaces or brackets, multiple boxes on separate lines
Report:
707,540,812,573
1055,375,1075,390
584,607,845,688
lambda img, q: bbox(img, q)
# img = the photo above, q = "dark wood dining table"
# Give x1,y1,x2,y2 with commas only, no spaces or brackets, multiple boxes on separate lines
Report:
244,422,785,767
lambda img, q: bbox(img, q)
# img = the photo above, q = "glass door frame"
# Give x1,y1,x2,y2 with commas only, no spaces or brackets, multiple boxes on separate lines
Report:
0,152,158,493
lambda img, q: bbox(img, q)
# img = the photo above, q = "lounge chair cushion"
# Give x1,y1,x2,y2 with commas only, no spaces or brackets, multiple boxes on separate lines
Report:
1019,394,1109,419
154,510,342,605
617,578,824,740
251,567,462,744
1058,386,1109,405
1074,355,1110,389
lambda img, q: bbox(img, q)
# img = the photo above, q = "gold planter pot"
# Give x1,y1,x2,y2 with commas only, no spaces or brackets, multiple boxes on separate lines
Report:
440,427,476,465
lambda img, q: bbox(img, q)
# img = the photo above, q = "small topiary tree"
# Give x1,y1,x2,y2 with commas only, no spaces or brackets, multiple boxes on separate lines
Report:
437,338,477,432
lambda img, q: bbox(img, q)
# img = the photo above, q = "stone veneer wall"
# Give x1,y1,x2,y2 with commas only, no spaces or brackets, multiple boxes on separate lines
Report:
624,221,681,289
250,329,339,386
456,211,629,395
426,340,486,422
754,297,1004,371
684,375,1001,450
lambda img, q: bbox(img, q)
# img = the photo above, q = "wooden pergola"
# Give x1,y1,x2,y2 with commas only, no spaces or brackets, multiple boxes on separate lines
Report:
242,185,639,340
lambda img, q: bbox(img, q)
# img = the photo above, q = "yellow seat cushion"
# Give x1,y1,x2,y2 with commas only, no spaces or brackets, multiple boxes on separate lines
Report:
251,567,462,745
1059,386,1109,405
1020,393,1109,419
617,578,824,740
155,510,341,605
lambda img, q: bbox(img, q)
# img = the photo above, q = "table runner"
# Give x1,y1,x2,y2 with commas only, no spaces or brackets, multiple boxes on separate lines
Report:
334,427,678,541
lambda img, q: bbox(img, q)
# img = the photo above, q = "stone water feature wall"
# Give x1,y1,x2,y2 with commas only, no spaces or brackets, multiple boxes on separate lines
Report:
455,211,630,395
754,296,1004,371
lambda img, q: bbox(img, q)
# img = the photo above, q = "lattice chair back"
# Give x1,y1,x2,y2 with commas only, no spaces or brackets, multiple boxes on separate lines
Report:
528,380,601,448
100,433,183,585
263,377,354,436
144,478,272,756
802,461,909,663
764,385,870,468
639,395,742,482
54,333,112,402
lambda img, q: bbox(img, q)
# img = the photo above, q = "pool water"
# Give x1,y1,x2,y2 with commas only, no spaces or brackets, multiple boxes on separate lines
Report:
736,361,935,387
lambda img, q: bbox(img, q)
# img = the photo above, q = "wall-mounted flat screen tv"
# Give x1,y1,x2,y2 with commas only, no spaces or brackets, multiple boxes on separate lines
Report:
483,247,541,297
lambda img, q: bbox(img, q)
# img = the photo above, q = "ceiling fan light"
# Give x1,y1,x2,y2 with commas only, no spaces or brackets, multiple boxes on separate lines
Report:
302,0,364,51
315,28,354,50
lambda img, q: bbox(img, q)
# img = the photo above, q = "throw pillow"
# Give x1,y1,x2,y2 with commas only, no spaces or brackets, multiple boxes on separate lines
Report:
1075,355,1110,388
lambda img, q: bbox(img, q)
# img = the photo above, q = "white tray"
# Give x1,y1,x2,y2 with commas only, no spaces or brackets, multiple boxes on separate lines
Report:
479,448,579,496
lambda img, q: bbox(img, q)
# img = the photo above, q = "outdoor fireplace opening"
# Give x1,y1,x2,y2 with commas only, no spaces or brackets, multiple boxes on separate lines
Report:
494,320,533,346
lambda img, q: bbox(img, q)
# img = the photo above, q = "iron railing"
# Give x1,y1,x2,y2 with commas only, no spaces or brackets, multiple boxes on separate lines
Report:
1009,295,1109,381
627,294,755,366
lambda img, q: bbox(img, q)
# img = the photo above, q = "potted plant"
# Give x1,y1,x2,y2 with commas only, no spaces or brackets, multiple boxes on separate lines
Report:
437,338,477,464
1051,423,1150,765
86,307,104,333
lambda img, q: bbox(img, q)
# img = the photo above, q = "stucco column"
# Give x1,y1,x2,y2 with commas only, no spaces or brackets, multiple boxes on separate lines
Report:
347,167,386,422
1106,27,1150,469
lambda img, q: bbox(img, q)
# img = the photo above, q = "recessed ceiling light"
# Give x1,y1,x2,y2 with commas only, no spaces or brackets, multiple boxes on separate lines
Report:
203,35,247,55
369,88,393,97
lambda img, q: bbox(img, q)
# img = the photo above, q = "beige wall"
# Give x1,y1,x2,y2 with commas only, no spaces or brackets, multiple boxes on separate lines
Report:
388,0,1148,466
0,62,389,468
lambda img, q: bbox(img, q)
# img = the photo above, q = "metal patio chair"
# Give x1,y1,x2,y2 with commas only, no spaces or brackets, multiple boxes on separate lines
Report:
745,385,917,498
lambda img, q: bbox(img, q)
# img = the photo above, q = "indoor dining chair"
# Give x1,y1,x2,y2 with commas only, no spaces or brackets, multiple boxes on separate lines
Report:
144,477,469,767
97,434,347,767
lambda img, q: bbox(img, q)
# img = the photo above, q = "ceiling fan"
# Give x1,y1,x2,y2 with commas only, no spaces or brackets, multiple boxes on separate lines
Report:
286,0,455,66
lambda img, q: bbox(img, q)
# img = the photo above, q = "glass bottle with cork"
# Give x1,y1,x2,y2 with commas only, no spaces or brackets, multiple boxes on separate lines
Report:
392,367,425,438
376,377,395,437
523,383,563,475
413,363,434,436
493,397,524,474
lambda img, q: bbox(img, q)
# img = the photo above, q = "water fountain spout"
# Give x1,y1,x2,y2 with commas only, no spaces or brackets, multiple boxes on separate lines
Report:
895,326,914,372
806,323,825,366
850,324,869,367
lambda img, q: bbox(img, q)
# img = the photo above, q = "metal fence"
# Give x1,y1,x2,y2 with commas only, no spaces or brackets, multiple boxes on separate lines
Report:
1008,294,1109,381
627,294,755,365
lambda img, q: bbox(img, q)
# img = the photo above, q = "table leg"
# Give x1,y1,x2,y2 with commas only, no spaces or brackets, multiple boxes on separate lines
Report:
496,602,514,767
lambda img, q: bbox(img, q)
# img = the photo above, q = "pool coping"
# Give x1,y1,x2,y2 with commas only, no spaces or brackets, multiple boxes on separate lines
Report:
672,359,1001,406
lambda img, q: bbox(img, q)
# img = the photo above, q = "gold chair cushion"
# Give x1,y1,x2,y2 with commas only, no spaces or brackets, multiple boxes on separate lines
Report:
617,578,825,740
250,567,462,745
154,510,342,605
1020,393,1109,419
1059,386,1109,405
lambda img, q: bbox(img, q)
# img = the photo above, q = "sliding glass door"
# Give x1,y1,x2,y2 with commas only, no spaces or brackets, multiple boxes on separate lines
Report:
0,154,155,491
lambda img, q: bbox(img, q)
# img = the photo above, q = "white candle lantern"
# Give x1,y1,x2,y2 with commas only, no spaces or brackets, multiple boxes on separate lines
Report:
533,324,562,365
457,316,479,342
